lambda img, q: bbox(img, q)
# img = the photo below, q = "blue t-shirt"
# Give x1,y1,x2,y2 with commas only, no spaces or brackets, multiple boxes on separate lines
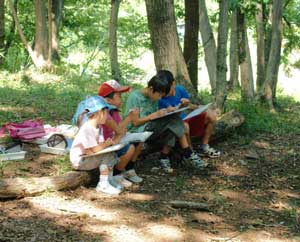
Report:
158,84,189,119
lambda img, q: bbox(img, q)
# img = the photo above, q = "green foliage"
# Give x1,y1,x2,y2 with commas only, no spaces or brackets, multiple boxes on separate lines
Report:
224,90,300,137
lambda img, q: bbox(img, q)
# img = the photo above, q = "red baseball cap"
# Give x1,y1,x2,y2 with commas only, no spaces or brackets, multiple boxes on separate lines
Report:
98,80,131,97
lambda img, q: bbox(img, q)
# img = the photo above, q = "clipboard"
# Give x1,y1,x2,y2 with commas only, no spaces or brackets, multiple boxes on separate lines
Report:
183,103,212,121
81,143,125,158
151,106,189,120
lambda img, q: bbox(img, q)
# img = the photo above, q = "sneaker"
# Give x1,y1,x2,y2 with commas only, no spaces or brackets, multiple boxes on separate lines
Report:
123,169,143,183
109,175,124,190
159,157,174,173
112,175,133,188
199,144,221,158
183,152,207,169
95,181,122,195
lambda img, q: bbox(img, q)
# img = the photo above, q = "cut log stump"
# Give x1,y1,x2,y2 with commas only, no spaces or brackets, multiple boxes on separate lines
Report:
169,200,210,211
0,171,92,199
212,109,245,140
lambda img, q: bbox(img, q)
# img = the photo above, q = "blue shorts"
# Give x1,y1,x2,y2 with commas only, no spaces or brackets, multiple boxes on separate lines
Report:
116,143,131,157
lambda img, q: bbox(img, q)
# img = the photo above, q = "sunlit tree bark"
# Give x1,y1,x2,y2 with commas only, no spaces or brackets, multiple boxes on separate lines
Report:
145,0,197,98
263,0,283,110
184,0,199,89
199,0,217,94
34,0,49,67
109,0,121,81
0,0,5,64
51,0,64,61
229,9,239,89
237,9,254,102
256,1,265,94
215,0,229,110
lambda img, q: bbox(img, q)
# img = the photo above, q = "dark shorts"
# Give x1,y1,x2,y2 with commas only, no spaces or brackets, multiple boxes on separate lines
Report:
144,114,185,147
115,143,131,157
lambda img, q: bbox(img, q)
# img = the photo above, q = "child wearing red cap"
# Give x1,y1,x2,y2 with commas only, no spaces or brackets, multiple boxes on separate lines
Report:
98,80,143,185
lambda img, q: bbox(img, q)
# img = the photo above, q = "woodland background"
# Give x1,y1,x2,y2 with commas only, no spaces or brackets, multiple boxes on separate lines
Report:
0,1,300,242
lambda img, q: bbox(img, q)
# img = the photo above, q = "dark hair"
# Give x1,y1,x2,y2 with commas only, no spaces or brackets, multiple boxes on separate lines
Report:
104,92,116,99
156,70,175,94
157,70,175,85
147,74,170,95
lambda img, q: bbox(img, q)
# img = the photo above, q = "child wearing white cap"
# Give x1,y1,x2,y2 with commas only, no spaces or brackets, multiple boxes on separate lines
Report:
70,96,122,195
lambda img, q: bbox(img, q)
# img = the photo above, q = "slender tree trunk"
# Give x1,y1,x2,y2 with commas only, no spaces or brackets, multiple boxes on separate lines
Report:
263,0,283,110
199,0,217,94
109,0,122,81
183,0,199,89
145,0,196,98
4,0,17,56
51,0,63,61
47,0,53,67
256,2,265,94
34,0,48,68
0,0,5,65
9,0,41,67
237,9,254,102
215,0,229,110
229,9,239,89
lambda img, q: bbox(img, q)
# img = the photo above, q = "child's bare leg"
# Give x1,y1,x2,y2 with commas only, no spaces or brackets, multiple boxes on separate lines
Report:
184,122,192,148
202,110,217,144
178,134,189,149
132,143,143,162
116,144,135,171
161,144,171,154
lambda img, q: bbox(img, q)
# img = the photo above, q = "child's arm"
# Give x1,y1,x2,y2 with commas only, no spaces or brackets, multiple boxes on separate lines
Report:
84,138,114,155
131,108,168,127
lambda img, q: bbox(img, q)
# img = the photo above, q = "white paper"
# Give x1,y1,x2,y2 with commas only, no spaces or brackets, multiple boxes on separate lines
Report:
120,131,153,144
151,106,189,120
183,103,212,120
81,143,125,158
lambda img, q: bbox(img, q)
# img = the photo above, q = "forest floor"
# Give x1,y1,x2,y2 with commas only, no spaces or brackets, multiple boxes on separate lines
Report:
0,132,300,242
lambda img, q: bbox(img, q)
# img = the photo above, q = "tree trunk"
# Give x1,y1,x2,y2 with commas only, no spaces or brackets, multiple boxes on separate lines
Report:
263,0,283,110
255,2,265,94
145,0,196,99
4,0,17,56
0,0,4,65
34,0,48,68
229,9,239,89
199,0,217,94
215,0,229,111
0,171,92,199
237,9,254,102
9,0,41,68
47,0,53,67
183,0,199,89
51,0,63,61
109,0,122,81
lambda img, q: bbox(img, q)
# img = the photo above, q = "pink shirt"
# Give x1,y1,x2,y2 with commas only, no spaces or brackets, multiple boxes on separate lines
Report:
70,121,105,167
102,110,122,140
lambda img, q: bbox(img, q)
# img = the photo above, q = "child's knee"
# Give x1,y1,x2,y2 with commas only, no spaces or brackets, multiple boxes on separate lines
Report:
206,110,217,123
184,122,190,134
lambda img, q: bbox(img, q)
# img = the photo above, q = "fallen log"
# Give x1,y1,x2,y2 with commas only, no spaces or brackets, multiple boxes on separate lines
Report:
169,200,210,211
0,171,92,199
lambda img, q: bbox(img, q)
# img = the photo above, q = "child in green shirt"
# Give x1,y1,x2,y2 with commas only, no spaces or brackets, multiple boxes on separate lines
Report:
125,74,206,173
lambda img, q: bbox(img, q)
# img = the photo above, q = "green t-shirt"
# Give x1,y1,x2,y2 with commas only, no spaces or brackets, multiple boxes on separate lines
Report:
125,89,158,132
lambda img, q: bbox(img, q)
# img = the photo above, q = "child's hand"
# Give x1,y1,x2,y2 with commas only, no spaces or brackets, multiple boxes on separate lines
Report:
166,106,176,112
104,138,114,147
149,109,167,120
128,108,139,121
180,98,190,106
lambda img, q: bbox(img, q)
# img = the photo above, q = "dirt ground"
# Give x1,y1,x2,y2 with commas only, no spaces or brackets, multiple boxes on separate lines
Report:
0,133,300,242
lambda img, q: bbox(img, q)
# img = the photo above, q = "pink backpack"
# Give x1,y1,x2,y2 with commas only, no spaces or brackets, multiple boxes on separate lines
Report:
0,119,46,141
